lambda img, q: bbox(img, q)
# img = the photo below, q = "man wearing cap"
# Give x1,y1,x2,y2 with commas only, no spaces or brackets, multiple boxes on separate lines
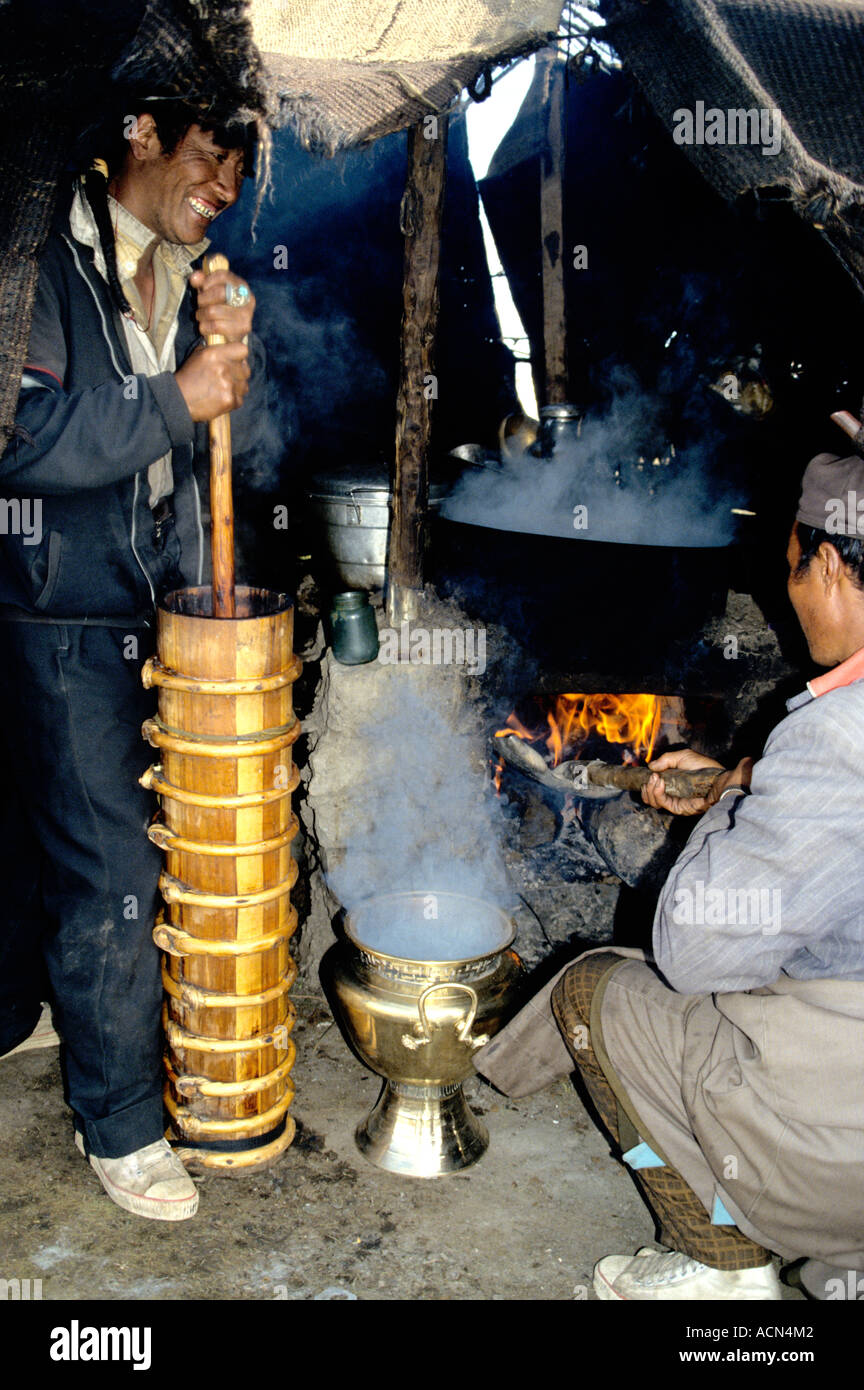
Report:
475,450,864,1299
0,101,266,1219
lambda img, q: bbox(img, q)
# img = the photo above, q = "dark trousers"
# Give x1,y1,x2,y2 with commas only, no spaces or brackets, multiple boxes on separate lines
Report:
0,621,165,1157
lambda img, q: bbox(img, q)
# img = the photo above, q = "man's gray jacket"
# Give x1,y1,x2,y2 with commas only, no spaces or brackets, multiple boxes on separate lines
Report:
0,199,267,623
476,657,864,1267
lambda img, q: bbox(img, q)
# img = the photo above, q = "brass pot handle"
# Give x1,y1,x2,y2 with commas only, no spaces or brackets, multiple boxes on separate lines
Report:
403,983,488,1050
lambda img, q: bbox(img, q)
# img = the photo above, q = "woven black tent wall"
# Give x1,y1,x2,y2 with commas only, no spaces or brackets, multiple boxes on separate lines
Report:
600,0,864,294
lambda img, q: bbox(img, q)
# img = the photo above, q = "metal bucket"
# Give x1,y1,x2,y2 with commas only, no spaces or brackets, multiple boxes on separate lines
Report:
305,465,449,590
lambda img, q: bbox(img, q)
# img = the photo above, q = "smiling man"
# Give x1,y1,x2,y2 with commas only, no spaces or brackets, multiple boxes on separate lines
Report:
0,98,267,1219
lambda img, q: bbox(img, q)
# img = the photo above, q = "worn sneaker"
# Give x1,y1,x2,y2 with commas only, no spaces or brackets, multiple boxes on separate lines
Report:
594,1248,783,1300
75,1132,199,1221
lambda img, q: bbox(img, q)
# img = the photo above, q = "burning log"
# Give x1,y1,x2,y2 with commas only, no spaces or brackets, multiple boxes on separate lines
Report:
495,726,569,791
495,730,723,801
567,759,722,799
496,692,663,771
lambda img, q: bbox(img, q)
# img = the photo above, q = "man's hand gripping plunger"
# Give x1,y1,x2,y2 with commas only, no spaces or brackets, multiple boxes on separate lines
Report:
174,262,255,421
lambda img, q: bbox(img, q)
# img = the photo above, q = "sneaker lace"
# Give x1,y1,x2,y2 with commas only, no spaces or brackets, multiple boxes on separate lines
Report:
134,1140,175,1178
636,1252,707,1287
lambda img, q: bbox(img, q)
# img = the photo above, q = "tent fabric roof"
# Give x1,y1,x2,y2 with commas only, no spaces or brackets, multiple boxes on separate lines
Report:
4,0,864,442
252,0,565,153
600,0,864,293
0,0,563,441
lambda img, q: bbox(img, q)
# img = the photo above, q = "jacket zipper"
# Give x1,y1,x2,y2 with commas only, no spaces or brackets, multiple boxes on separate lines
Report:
63,233,157,608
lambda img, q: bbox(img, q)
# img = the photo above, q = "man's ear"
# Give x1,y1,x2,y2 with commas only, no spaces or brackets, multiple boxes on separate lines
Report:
818,540,844,593
124,112,161,162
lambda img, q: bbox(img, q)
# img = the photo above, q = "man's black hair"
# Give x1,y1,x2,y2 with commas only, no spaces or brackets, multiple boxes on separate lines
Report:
795,522,864,591
80,99,256,317
97,99,257,179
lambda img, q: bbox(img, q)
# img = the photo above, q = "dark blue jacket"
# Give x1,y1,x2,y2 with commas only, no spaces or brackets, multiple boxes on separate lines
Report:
0,209,266,623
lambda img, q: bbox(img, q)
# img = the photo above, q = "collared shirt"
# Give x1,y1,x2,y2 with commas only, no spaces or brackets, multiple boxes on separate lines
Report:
69,186,208,506
785,644,864,710
653,646,864,993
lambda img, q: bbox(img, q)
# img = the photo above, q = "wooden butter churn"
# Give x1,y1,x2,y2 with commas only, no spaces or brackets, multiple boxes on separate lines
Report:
140,255,301,1170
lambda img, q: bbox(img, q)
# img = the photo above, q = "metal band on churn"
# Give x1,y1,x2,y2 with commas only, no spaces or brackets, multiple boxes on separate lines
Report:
140,585,301,1170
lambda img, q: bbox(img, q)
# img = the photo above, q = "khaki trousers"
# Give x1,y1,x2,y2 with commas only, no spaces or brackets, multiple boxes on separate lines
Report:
551,953,771,1271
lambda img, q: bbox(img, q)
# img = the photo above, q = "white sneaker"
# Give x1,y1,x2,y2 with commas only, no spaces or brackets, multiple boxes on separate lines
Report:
75,1132,199,1221
594,1248,783,1300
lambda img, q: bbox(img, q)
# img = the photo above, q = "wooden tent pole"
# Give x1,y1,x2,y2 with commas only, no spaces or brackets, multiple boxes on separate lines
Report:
386,115,448,625
538,49,568,407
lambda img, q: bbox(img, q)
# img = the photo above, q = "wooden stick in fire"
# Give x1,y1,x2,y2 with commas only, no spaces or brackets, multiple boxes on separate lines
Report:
203,251,236,618
497,732,724,800
576,760,724,799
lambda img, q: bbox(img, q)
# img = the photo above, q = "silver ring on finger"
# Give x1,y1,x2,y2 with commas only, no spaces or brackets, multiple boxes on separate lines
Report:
225,283,251,308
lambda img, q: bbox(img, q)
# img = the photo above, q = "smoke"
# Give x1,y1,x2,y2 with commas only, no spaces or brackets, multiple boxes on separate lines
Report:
208,136,393,496
230,277,389,493
441,383,738,548
326,682,514,937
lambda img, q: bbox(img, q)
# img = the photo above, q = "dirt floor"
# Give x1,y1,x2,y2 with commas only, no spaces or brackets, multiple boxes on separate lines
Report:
0,996,805,1303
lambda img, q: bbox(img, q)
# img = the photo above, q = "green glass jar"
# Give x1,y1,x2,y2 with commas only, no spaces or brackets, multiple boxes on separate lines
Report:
330,591,380,665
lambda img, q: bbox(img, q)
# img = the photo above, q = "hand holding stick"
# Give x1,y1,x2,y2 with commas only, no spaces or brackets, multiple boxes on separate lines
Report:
584,761,724,799
639,750,753,816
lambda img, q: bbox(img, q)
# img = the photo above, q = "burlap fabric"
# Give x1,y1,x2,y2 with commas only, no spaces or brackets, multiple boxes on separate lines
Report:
6,0,864,438
600,0,864,292
550,952,771,1271
252,0,564,153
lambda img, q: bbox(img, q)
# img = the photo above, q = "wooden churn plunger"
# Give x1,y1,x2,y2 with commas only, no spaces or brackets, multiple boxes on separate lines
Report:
139,254,301,1170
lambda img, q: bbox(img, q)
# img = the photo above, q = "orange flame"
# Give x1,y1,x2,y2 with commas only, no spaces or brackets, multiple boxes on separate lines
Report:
494,694,663,770
545,693,662,766
493,756,505,794
494,712,537,741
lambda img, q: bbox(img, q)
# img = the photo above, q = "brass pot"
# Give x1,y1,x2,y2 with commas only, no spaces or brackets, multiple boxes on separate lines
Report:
329,890,521,1177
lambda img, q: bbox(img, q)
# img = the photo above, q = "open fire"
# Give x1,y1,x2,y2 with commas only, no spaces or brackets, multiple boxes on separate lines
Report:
493,693,664,791
497,693,662,764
